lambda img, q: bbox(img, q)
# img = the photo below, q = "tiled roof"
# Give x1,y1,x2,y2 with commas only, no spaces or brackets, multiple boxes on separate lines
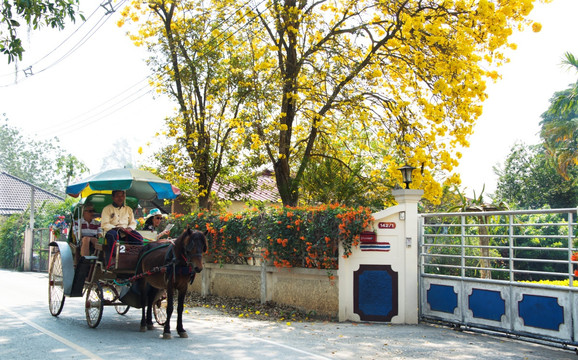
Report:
0,172,64,215
212,172,280,203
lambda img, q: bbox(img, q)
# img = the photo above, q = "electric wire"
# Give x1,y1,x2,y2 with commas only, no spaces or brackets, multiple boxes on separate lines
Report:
0,0,127,86
5,0,273,140
29,6,102,69
40,0,272,138
36,77,154,138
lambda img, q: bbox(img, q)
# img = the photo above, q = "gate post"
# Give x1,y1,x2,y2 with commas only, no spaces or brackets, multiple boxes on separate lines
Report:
23,227,33,271
338,188,423,323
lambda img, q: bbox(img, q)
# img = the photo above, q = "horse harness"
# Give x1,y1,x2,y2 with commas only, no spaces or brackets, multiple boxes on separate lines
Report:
128,239,203,284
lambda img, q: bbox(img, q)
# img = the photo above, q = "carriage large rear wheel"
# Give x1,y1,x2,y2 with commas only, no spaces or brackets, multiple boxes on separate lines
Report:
48,251,65,316
85,282,104,328
153,292,167,325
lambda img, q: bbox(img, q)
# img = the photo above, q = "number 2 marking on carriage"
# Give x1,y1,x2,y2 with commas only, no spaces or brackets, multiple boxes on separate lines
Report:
120,245,126,253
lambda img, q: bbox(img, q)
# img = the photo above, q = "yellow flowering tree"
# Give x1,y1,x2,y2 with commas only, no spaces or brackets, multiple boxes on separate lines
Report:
119,0,264,209
121,0,545,207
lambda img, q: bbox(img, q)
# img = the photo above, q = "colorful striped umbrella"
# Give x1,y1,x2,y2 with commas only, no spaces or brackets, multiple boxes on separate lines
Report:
66,168,180,200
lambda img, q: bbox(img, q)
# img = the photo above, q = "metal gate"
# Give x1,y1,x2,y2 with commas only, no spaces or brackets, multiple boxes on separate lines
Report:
32,228,51,272
419,208,577,347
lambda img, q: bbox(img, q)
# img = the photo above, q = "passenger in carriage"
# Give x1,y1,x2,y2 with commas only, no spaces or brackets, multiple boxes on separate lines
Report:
142,208,170,241
73,203,102,257
101,190,143,265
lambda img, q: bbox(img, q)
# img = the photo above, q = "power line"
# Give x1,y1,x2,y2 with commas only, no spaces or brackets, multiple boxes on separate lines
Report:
37,77,155,138
0,0,128,86
5,0,273,139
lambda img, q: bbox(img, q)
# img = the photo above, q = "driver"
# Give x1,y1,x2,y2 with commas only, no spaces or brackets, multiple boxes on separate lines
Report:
100,190,143,266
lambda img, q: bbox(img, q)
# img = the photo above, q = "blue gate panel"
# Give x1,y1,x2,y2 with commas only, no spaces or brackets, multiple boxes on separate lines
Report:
354,265,398,321
518,294,564,331
427,284,457,314
468,288,505,321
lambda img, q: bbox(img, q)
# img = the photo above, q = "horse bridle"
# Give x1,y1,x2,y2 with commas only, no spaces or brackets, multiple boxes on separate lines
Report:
163,237,204,283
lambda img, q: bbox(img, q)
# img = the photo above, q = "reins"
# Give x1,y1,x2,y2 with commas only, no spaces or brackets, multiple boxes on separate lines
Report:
125,235,203,284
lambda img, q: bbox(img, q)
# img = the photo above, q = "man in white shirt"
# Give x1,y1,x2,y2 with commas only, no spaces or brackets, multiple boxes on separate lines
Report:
101,190,143,266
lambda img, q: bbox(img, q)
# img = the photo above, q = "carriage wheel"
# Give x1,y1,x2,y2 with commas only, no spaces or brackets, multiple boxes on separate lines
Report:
115,304,130,315
48,251,65,316
85,282,104,328
103,284,130,315
153,293,167,325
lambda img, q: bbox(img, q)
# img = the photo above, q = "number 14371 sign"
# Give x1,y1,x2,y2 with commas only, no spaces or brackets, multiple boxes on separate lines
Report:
378,222,396,229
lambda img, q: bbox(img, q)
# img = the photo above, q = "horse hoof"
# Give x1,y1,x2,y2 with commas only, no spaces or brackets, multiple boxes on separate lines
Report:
178,331,188,338
147,324,155,330
140,326,147,333
163,333,172,340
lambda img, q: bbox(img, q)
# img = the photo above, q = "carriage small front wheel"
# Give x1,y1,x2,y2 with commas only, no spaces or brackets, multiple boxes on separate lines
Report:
153,293,167,325
48,250,65,316
85,282,104,328
105,284,130,315
115,304,130,315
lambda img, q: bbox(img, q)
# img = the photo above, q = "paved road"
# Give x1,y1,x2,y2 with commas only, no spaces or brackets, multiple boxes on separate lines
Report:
0,269,575,359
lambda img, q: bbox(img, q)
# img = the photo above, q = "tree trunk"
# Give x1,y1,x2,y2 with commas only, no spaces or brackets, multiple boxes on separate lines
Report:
274,160,298,207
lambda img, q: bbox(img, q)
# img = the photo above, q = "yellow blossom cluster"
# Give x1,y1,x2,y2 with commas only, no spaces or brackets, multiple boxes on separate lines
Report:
118,0,546,206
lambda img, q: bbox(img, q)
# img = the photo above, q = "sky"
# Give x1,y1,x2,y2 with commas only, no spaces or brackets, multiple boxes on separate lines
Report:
456,0,578,196
1,0,577,197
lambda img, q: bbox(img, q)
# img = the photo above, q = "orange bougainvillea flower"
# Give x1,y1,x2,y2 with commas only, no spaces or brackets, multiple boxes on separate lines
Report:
574,269,578,277
572,253,578,262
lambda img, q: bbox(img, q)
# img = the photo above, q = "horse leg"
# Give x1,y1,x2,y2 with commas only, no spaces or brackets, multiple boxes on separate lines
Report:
176,286,188,338
162,283,174,339
146,286,155,330
139,280,148,332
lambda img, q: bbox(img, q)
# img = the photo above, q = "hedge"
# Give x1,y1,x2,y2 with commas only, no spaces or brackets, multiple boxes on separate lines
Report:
140,204,373,272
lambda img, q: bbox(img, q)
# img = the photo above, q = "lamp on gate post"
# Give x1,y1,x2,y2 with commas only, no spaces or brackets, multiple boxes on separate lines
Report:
398,164,416,189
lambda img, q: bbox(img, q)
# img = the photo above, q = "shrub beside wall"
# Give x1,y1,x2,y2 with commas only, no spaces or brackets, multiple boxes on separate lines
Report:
165,204,373,272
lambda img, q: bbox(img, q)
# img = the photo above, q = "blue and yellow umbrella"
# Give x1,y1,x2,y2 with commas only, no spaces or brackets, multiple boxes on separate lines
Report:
66,168,180,200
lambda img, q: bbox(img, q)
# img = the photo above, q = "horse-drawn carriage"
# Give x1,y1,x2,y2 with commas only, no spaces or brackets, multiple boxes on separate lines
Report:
47,168,206,338
48,193,167,328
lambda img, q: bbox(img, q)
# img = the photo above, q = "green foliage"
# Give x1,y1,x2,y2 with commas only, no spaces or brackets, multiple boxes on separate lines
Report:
419,185,463,213
0,213,27,268
164,204,373,270
56,154,89,189
0,117,89,193
423,214,507,280
494,143,578,209
0,198,72,269
495,212,571,281
300,157,391,211
423,211,574,281
0,0,83,63
539,51,578,179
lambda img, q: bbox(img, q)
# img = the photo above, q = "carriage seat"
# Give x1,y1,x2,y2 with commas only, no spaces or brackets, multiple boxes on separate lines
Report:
113,242,142,272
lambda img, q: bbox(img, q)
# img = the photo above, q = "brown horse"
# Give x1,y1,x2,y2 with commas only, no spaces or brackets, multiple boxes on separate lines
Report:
137,228,206,339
